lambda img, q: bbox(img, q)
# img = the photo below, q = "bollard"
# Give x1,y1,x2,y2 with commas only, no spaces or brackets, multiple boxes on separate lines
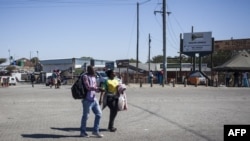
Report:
140,78,142,88
184,78,187,87
215,79,218,87
150,78,153,87
195,78,198,87
206,79,208,87
173,79,175,87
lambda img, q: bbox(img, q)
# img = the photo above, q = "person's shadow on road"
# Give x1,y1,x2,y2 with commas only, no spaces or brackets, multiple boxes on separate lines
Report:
21,127,108,138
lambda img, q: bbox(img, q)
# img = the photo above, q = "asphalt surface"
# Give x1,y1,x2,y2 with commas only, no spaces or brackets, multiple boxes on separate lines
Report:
0,83,250,141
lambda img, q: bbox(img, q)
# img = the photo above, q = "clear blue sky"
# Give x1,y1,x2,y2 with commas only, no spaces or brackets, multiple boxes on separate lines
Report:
1,0,250,64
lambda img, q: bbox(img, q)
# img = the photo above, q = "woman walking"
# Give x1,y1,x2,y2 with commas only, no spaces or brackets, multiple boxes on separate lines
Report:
102,69,120,132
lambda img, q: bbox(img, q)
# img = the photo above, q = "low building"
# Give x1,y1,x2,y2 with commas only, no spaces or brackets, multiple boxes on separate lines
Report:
40,58,113,73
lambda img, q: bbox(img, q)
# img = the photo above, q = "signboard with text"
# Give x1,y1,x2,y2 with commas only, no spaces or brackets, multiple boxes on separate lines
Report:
116,59,129,68
183,32,212,53
105,62,114,70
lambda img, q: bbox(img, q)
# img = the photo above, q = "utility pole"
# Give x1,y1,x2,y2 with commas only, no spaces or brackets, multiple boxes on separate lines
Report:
155,0,168,87
191,26,195,72
148,34,151,72
136,0,150,82
136,2,139,82
179,33,182,75
162,0,167,87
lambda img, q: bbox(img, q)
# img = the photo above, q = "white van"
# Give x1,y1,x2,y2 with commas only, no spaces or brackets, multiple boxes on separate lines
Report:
8,76,17,85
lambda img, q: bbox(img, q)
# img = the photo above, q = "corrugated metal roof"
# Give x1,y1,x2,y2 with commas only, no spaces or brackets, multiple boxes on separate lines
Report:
214,50,250,71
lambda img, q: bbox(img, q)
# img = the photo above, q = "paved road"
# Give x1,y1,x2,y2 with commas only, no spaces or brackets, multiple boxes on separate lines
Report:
0,83,250,141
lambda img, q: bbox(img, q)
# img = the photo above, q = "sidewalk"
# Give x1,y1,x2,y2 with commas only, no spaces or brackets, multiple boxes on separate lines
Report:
126,82,213,88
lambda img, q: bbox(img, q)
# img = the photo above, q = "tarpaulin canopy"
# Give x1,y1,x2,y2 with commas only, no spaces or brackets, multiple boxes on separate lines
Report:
213,50,250,71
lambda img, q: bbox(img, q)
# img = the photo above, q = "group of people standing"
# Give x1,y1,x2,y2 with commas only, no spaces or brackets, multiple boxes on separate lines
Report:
51,69,61,88
225,71,249,87
148,70,164,84
79,65,127,138
1,77,9,87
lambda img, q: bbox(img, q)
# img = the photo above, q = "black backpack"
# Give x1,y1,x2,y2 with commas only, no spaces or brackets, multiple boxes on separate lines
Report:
71,74,88,99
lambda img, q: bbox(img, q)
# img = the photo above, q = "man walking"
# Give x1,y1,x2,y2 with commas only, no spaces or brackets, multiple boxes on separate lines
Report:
80,65,104,138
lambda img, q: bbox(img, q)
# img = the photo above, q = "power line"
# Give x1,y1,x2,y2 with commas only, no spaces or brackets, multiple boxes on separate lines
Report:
126,11,137,59
172,14,185,33
0,0,136,8
167,16,179,45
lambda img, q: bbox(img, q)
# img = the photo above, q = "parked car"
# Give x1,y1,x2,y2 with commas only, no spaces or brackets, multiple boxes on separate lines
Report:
96,71,108,87
95,71,122,87
75,71,121,87
187,71,207,85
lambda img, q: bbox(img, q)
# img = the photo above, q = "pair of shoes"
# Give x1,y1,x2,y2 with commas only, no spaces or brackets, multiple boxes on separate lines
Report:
92,132,104,138
108,127,117,132
80,132,89,138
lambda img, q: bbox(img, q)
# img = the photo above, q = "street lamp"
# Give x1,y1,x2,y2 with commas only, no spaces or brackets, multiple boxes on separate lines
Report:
36,51,39,59
8,49,10,65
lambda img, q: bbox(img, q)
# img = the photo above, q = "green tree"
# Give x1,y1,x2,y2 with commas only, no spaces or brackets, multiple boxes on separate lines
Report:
180,55,192,63
151,55,164,63
5,65,16,73
167,56,180,63
80,56,93,59
150,55,187,63
129,58,141,63
30,57,39,64
202,50,231,68
0,58,7,64
151,50,238,68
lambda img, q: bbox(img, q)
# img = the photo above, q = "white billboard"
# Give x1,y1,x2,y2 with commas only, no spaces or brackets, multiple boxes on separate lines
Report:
183,32,212,52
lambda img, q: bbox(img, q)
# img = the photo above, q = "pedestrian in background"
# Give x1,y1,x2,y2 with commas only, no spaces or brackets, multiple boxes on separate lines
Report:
225,71,231,87
51,70,57,88
242,72,249,87
30,73,35,87
233,72,239,87
159,70,163,85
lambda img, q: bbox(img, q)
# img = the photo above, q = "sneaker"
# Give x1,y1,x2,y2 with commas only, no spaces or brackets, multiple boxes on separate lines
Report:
92,132,104,138
108,127,117,132
80,132,89,138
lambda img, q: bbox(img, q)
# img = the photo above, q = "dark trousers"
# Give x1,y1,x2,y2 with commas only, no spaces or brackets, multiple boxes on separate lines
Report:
31,81,34,87
107,95,118,129
226,78,230,87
